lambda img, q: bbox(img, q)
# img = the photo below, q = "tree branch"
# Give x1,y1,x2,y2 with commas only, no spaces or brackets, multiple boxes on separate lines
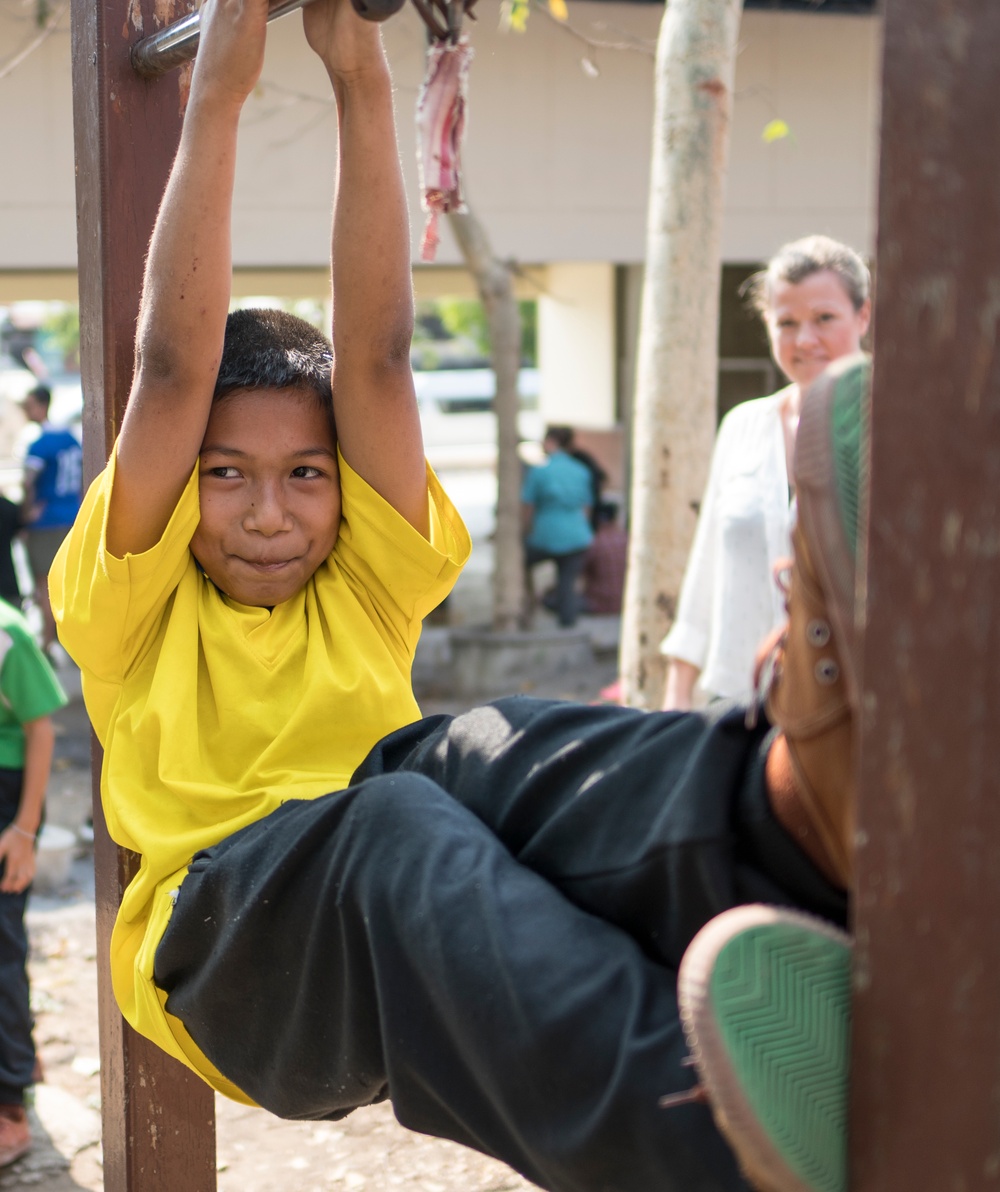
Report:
0,1,67,82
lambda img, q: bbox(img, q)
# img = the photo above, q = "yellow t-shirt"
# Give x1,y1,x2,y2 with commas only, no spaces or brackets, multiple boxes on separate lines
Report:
49,447,470,1100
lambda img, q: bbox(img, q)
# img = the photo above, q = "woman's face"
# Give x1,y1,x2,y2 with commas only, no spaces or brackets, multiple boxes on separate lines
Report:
764,269,871,389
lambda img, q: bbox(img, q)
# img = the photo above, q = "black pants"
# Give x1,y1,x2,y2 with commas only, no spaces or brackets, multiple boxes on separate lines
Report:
0,769,33,1107
526,547,587,627
155,698,846,1192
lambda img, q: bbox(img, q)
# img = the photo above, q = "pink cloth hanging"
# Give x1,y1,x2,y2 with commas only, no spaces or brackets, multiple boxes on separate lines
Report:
415,36,473,262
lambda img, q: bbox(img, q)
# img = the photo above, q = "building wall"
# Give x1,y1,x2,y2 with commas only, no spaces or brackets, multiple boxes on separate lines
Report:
538,262,617,428
0,4,77,276
724,9,881,259
0,2,880,294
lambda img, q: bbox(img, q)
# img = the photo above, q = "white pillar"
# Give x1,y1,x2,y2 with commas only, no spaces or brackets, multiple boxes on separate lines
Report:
537,262,617,429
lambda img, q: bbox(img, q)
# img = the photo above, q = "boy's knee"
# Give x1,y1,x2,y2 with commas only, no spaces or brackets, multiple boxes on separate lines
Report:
346,772,453,837
341,771,499,890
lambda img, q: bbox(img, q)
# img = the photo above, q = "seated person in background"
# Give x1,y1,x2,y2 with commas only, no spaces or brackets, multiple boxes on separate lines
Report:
581,499,628,615
568,438,608,531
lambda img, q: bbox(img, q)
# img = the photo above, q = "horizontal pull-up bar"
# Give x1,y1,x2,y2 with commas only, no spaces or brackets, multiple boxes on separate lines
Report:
130,0,311,77
130,0,406,78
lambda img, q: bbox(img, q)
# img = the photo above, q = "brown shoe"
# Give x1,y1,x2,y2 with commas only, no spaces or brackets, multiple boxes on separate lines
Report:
765,522,855,888
0,1104,31,1168
761,355,871,890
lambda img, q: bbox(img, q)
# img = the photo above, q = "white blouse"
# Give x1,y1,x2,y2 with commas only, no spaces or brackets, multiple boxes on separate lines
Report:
660,390,794,701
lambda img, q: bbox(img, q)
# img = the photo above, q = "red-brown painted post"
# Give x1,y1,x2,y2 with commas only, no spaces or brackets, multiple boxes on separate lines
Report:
70,0,217,1184
851,0,1000,1187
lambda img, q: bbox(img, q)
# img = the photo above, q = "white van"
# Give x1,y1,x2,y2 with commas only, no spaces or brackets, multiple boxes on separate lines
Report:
413,367,544,469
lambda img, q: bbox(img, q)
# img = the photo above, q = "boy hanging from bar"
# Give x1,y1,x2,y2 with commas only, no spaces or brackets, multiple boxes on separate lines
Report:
51,0,469,1122
52,0,862,1188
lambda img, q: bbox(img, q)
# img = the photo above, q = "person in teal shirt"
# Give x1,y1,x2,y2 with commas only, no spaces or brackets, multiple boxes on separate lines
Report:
521,425,595,627
0,598,67,1168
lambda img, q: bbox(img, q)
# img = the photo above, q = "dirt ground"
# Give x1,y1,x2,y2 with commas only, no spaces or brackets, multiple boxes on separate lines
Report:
1,632,618,1192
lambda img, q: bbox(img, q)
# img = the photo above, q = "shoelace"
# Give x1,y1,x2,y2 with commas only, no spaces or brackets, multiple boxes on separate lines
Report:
658,1056,708,1109
746,628,785,731
745,558,794,730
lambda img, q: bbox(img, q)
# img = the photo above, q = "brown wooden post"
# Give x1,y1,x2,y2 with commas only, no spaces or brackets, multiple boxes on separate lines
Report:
71,0,217,1185
851,0,1000,1186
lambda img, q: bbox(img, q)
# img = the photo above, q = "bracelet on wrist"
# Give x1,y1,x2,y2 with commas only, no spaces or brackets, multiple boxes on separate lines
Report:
8,824,35,841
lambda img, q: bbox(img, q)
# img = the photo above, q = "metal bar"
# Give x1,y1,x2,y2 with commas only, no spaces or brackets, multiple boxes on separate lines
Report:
850,0,1000,1186
71,0,218,1181
131,0,313,78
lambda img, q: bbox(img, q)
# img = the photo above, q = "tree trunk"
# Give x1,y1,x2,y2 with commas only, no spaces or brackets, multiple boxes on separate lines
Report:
619,0,743,708
447,208,525,632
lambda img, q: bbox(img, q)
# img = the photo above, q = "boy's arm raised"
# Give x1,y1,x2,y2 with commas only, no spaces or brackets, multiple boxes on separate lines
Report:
306,0,429,537
107,0,269,558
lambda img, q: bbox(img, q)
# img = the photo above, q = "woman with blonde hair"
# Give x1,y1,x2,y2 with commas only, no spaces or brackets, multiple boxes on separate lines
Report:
661,234,871,709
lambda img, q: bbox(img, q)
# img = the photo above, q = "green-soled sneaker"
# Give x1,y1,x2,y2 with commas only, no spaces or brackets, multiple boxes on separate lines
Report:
677,905,851,1192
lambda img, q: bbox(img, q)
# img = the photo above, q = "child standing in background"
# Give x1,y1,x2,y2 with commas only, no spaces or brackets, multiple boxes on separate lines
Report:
0,597,67,1166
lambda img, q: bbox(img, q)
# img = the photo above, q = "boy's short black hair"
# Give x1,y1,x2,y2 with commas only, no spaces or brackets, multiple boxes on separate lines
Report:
214,309,334,411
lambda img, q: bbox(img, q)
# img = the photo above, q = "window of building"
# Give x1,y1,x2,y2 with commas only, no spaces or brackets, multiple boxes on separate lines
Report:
718,264,778,422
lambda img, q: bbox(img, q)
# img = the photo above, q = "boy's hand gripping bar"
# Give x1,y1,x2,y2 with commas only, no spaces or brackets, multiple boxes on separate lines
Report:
130,0,408,78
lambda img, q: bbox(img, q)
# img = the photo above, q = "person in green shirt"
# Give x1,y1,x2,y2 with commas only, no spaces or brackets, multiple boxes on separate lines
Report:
0,598,67,1168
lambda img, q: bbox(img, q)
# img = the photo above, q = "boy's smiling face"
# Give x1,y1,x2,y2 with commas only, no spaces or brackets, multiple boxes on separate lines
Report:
191,386,341,607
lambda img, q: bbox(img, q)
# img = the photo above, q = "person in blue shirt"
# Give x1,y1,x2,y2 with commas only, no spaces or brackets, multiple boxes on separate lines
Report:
521,425,595,628
20,386,83,653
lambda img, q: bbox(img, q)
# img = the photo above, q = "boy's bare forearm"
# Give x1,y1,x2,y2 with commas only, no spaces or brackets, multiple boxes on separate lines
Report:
330,62,414,370
137,90,242,373
309,5,428,534
130,96,241,417
110,0,269,556
134,0,268,408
